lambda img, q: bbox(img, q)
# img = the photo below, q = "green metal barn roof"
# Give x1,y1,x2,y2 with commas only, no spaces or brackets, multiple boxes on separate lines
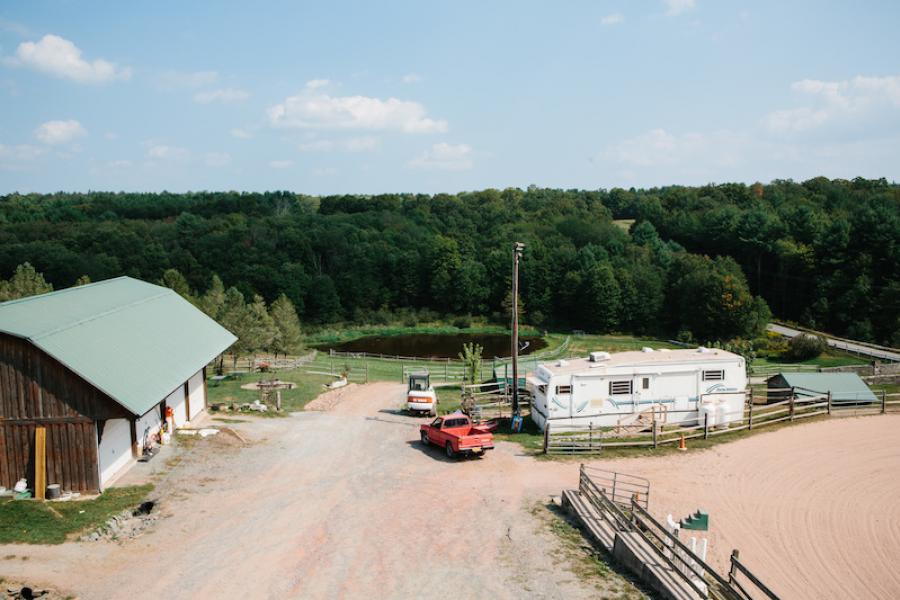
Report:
774,372,877,403
0,277,236,416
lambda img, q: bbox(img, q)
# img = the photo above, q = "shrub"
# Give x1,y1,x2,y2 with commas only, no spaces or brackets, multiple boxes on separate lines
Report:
453,314,472,329
785,334,827,361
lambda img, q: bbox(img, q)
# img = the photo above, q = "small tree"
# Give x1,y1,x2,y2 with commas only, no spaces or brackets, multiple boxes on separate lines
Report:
785,334,827,361
75,275,92,286
458,342,484,385
159,268,192,300
0,262,53,301
199,275,226,321
271,294,303,357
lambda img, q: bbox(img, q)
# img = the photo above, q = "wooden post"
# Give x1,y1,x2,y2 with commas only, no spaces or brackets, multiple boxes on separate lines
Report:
543,423,550,454
748,401,754,430
652,421,658,449
34,426,47,500
445,359,449,382
882,390,887,414
331,355,335,375
789,388,795,421
704,412,709,440
827,391,832,415
588,422,593,450
275,390,282,412
729,549,740,584
365,361,369,384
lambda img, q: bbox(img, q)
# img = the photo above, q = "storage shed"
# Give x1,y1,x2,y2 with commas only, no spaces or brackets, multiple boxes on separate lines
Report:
0,277,236,492
766,372,877,405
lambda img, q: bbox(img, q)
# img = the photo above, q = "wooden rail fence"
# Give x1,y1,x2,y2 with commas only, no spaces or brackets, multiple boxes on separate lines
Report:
542,388,899,454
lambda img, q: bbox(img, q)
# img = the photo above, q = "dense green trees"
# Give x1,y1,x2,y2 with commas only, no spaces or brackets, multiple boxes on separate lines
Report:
1,179,895,344
0,262,53,301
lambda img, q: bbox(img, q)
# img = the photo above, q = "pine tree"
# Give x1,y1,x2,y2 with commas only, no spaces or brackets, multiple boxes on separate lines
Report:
159,269,192,300
75,275,92,286
199,275,226,321
270,294,303,357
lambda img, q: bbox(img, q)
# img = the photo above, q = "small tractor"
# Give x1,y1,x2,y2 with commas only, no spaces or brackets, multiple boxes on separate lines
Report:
407,370,437,416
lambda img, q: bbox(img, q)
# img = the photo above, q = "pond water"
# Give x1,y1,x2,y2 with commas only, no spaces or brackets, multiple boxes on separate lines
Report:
315,332,548,359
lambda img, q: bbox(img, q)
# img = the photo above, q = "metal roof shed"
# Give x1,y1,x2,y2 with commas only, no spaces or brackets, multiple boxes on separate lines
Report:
766,372,877,405
0,277,236,491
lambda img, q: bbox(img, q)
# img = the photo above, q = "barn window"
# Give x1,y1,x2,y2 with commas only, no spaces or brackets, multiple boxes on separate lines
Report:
609,380,633,395
702,370,725,381
556,385,572,395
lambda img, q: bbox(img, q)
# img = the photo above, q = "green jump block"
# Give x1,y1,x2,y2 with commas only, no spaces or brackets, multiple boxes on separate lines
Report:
680,509,709,531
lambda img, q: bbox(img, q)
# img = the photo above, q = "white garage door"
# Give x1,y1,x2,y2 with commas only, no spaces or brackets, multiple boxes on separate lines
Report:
98,418,133,487
166,385,188,428
187,370,206,420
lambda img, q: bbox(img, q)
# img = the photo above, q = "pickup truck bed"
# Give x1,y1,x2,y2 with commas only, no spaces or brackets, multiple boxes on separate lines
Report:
420,412,495,458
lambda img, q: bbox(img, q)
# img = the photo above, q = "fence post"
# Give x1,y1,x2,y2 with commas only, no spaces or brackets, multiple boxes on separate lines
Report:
882,390,887,414
330,355,335,375
543,423,550,453
704,412,709,440
827,391,832,415
652,421,658,449
365,361,369,384
445,359,449,382
729,549,739,584
589,422,593,450
400,362,404,383
748,401,753,430
789,388,795,422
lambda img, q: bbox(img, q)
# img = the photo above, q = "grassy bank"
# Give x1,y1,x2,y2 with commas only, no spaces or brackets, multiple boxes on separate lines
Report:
0,485,153,544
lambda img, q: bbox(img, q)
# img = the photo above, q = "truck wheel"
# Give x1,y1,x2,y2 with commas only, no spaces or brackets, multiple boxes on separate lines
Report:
421,431,429,446
445,442,455,459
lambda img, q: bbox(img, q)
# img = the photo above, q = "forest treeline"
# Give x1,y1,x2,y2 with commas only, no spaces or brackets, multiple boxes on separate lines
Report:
0,177,897,345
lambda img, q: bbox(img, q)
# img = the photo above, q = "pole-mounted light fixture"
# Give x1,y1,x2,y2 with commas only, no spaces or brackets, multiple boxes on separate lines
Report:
511,242,525,418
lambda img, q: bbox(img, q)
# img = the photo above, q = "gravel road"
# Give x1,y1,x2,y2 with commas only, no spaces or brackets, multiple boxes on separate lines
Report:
3,383,897,599
0,383,616,599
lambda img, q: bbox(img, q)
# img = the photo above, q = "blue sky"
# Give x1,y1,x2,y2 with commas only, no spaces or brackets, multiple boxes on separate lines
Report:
1,0,898,194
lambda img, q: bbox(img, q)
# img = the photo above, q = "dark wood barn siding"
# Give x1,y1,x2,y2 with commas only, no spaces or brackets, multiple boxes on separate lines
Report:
0,333,128,491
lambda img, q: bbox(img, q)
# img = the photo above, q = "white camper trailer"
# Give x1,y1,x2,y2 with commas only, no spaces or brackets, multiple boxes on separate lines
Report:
527,347,747,431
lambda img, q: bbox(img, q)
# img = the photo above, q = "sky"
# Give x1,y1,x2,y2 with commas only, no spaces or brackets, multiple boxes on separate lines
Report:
0,0,899,194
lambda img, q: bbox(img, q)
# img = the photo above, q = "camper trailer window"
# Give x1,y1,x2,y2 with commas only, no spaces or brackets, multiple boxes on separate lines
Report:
642,377,650,390
556,385,571,395
538,384,547,394
702,370,725,381
609,380,633,395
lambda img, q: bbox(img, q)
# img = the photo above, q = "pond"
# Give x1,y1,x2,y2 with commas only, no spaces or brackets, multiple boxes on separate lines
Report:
315,332,548,359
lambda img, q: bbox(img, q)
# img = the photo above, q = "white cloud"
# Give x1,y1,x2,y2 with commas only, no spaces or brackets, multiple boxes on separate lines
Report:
306,79,330,90
601,13,624,26
193,88,249,104
34,119,86,145
269,159,294,169
297,136,378,153
0,143,44,161
401,73,422,83
104,132,119,140
8,34,131,83
107,159,132,168
205,152,231,167
230,128,253,139
662,0,696,16
146,144,189,160
602,128,748,169
408,142,473,171
762,75,900,135
268,80,448,133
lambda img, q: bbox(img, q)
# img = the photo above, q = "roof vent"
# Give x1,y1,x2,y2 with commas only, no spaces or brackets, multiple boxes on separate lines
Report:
589,351,611,363
642,347,654,353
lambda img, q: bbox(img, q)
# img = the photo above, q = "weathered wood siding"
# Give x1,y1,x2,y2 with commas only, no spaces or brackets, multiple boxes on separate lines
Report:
0,333,127,491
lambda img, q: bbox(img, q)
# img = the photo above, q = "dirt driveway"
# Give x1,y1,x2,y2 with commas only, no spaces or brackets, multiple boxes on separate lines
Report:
0,383,611,599
3,383,898,599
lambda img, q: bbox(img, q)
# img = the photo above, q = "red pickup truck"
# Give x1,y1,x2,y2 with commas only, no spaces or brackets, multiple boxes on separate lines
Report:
420,412,495,458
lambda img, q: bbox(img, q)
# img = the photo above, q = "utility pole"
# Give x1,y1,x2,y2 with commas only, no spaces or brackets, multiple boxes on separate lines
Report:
511,242,525,417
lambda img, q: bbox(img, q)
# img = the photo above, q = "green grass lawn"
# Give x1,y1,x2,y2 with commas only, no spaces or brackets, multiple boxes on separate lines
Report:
751,351,867,370
0,484,153,544
306,323,541,346
206,371,335,415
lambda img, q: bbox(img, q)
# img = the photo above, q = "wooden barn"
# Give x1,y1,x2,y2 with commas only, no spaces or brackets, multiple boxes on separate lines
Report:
0,277,236,493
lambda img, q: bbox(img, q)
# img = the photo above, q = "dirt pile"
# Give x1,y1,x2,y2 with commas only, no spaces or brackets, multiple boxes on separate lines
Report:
304,383,359,411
